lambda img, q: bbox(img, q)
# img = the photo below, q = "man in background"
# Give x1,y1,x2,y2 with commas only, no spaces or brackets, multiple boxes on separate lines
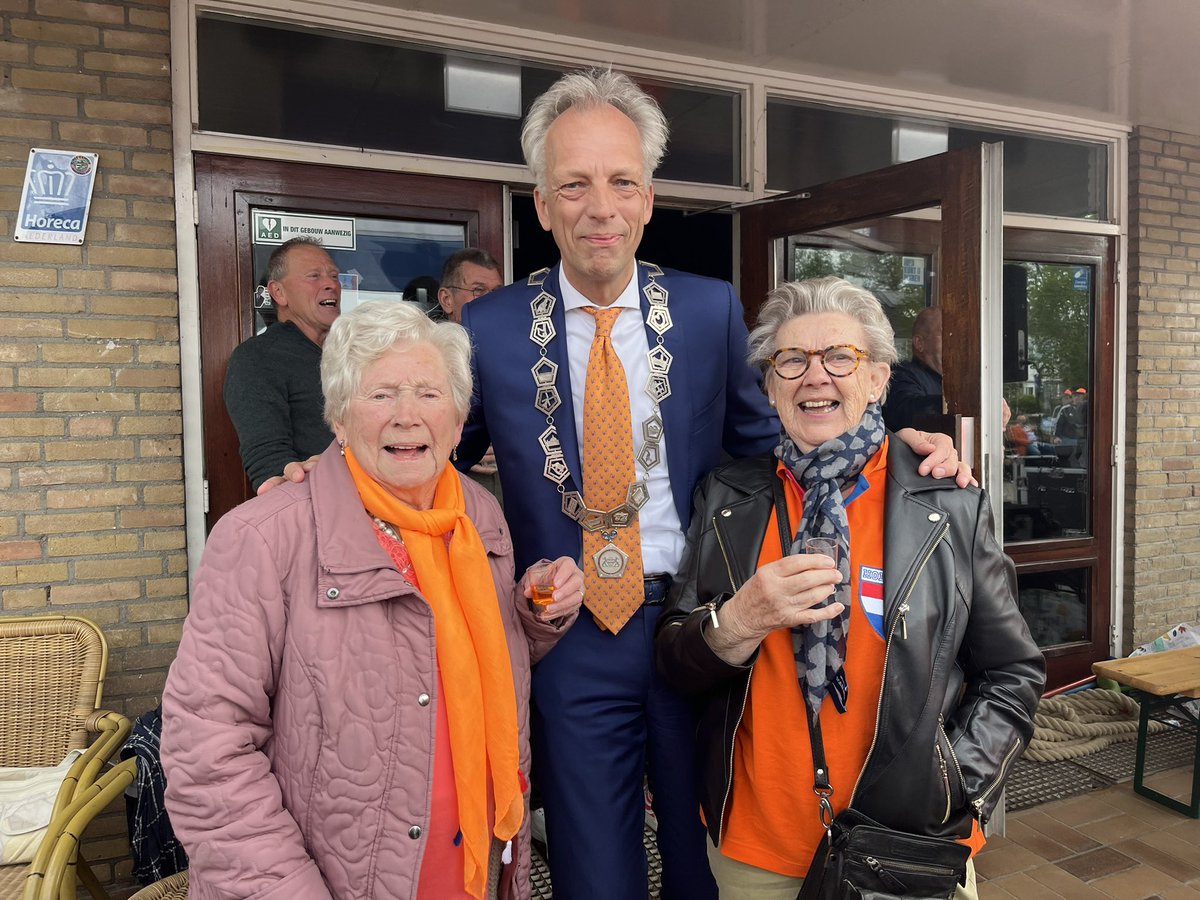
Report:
884,304,944,431
437,247,503,322
224,237,340,491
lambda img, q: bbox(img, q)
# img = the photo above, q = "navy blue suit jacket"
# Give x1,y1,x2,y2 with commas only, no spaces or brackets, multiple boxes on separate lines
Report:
458,263,778,574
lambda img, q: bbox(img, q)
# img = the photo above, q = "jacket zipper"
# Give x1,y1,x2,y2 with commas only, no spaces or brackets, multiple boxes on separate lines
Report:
938,713,967,818
849,519,948,804
934,740,952,824
711,513,739,594
972,739,1022,824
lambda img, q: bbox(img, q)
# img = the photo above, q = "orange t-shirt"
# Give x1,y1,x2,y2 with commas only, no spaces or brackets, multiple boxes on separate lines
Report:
719,442,984,875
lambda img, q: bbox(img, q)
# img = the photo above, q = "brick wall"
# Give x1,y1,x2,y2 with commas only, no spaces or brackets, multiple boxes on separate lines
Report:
1125,126,1200,650
0,0,178,888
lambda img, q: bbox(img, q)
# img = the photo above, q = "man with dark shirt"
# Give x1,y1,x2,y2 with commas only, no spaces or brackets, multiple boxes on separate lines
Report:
437,247,503,323
884,304,943,431
224,238,341,491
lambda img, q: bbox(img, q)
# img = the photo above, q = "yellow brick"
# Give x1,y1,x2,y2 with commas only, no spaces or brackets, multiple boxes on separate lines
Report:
125,597,187,621
117,415,181,436
69,417,115,437
10,68,101,93
87,198,126,217
129,201,174,222
46,486,138,509
0,342,39,362
100,29,169,54
165,552,187,575
33,45,78,66
50,580,139,604
34,0,124,24
81,51,166,77
92,296,177,318
20,464,109,487
84,99,172,126
18,367,111,387
0,242,82,264
105,172,173,197
75,557,163,579
86,246,176,269
120,644,178,671
110,271,176,292
57,121,148,148
0,443,40,463
115,462,179,482
102,626,147,649
43,439,134,461
135,438,181,457
24,511,117,534
120,507,184,528
43,391,137,412
0,470,10,489
66,319,159,340
0,92,78,117
2,587,49,610
139,393,182,412
0,492,39,512
109,220,177,244
0,117,52,140
129,152,172,174
143,530,185,551
42,342,134,364
114,368,179,388
136,346,180,365
0,519,17,538
62,269,107,290
4,417,64,437
143,485,184,505
1,292,86,313
47,533,139,555
106,76,172,102
147,622,183,643
0,315,62,336
155,322,179,341
0,40,29,65
128,7,168,29
0,562,70,585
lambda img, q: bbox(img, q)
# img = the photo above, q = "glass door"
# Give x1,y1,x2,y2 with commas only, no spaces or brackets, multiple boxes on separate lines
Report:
196,154,505,529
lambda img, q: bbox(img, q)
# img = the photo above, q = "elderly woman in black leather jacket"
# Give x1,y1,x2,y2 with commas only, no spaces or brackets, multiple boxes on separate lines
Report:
656,277,1044,900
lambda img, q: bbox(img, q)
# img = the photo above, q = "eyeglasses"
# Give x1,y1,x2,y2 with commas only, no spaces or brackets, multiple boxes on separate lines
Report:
444,284,493,299
769,345,870,380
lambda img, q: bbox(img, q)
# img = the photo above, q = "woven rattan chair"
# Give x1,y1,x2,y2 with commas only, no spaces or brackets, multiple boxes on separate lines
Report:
0,615,131,900
127,870,188,900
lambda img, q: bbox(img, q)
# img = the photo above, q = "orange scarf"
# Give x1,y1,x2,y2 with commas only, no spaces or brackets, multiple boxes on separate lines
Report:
344,448,523,899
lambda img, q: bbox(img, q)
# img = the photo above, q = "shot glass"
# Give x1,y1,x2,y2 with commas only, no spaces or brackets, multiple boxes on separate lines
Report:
804,537,840,566
530,562,555,608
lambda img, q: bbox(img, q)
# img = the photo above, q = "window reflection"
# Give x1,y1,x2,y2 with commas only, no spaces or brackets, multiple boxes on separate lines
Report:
1002,261,1093,539
1017,568,1089,648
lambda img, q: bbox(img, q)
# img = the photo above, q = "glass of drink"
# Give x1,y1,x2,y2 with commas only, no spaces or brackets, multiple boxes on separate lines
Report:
804,537,840,566
530,562,555,608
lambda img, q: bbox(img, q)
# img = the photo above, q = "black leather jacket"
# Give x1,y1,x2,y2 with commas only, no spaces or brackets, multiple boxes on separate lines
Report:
655,439,1044,846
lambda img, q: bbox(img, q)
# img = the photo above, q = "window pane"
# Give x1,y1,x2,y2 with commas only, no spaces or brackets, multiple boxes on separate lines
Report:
1002,261,1093,539
197,16,740,186
1016,567,1089,648
766,98,1107,219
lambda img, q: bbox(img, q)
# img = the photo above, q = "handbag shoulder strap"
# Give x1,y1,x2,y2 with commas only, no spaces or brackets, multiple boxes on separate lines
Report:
775,475,837,827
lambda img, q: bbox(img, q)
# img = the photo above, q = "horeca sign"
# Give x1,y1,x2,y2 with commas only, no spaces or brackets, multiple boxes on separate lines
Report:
14,148,99,245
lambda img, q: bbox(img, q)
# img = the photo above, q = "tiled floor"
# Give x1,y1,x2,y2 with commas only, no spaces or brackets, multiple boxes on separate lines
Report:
977,766,1200,898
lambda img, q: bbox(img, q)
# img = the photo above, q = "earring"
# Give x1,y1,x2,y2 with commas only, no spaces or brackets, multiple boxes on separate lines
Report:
768,399,776,408
452,446,458,462
338,439,346,457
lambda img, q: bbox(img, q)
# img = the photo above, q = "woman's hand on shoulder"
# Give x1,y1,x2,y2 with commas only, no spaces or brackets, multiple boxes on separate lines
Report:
895,428,977,487
706,555,842,664
521,556,584,623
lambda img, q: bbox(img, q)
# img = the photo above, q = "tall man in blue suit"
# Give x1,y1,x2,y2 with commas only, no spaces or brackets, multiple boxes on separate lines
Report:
457,69,966,899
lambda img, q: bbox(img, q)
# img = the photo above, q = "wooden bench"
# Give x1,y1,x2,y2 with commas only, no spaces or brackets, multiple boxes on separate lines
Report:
1092,646,1200,817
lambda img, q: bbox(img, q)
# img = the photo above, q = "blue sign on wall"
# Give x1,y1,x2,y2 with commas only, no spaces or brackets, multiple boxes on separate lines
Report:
14,148,99,245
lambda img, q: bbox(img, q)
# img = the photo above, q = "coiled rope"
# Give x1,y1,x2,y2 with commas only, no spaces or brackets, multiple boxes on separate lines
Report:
1024,689,1167,762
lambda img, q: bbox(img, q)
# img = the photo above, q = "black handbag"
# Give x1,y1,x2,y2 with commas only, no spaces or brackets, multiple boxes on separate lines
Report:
795,700,969,900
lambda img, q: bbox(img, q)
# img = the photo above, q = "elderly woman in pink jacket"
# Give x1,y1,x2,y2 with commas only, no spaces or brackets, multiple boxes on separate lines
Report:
162,300,584,900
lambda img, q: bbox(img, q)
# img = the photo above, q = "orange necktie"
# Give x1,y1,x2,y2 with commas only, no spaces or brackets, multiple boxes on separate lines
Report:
581,306,645,633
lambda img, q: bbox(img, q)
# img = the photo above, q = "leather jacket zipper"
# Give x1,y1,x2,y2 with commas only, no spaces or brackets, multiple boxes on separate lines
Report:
712,508,750,844
972,738,1022,824
938,713,967,822
935,741,952,824
711,512,739,594
850,518,948,804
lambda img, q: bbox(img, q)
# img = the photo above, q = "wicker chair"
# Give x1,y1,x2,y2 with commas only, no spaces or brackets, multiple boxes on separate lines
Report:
0,615,132,900
127,870,188,900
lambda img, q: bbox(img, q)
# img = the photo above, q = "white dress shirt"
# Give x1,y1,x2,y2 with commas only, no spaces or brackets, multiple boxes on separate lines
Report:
560,270,685,577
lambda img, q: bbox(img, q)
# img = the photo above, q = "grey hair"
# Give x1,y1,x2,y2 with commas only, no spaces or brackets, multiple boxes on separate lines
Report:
321,300,474,428
521,68,669,192
266,237,328,285
747,277,899,401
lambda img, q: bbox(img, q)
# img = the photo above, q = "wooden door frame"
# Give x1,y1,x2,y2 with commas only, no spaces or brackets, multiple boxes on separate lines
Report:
195,154,504,530
739,146,985,426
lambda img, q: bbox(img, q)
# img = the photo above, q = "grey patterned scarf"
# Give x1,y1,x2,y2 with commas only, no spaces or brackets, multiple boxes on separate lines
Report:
775,402,886,720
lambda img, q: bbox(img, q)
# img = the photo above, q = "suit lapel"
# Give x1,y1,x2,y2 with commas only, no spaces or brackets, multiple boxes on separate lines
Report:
540,266,584,493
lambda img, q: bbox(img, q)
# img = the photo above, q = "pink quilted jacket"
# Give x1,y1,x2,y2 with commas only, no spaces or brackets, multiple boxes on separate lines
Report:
162,444,572,899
